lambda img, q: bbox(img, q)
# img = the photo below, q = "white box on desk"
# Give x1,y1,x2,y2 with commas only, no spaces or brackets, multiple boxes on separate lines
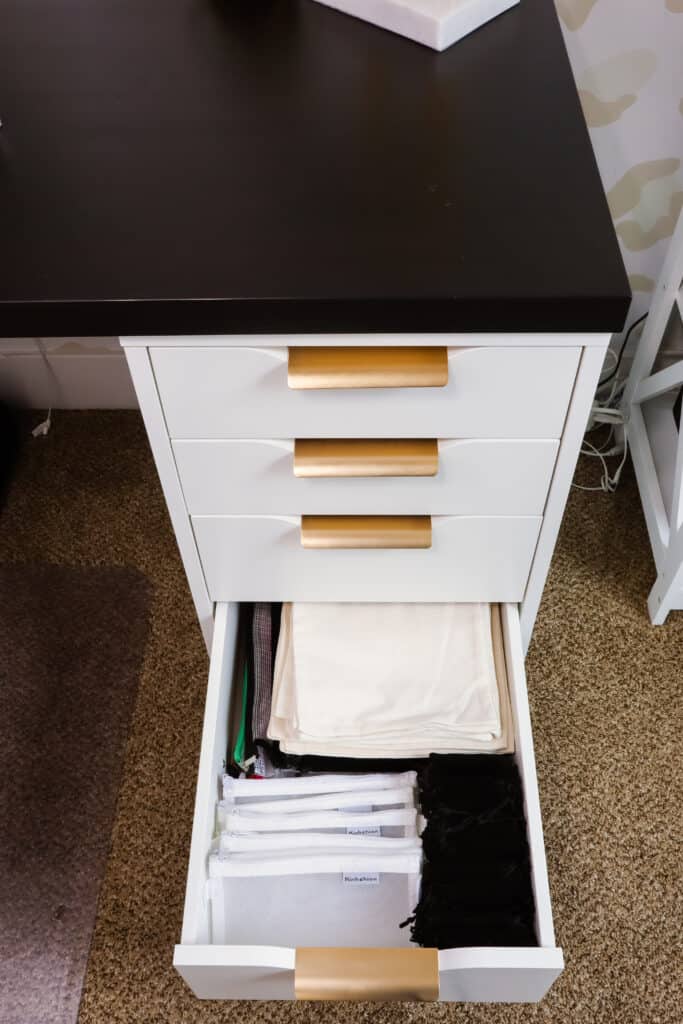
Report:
312,0,520,52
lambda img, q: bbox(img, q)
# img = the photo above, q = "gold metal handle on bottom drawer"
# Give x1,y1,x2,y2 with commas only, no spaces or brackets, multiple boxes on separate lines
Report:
294,439,439,478
288,346,448,389
301,515,432,549
295,947,439,1001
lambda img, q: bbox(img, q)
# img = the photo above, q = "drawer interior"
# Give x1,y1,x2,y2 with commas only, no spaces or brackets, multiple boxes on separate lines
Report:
174,602,563,1002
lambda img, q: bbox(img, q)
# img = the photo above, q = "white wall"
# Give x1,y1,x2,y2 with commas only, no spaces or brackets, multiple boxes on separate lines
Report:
1,1,681,408
0,337,136,409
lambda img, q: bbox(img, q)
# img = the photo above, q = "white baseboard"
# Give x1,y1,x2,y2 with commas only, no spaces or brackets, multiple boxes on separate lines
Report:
0,352,137,409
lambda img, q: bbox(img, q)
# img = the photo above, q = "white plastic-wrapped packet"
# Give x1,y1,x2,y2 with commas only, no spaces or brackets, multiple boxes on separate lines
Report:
219,806,419,838
222,771,417,803
219,831,421,855
220,785,415,816
207,849,422,948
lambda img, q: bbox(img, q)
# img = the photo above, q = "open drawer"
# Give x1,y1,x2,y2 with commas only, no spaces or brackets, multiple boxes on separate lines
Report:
174,603,563,1002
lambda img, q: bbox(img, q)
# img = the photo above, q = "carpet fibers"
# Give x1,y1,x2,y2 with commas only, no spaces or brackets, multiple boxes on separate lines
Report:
0,411,680,1024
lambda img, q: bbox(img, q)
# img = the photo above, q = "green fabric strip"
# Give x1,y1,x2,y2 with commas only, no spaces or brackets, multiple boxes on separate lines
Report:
233,660,248,767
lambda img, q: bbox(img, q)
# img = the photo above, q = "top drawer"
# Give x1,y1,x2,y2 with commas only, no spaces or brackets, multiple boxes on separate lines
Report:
151,346,581,439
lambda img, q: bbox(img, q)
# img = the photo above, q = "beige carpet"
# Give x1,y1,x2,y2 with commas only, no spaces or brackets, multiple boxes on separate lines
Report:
0,411,680,1024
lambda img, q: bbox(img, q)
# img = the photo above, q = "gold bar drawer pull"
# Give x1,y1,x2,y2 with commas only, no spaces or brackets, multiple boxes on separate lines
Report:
301,515,432,549
295,947,439,1001
288,346,448,389
294,439,439,478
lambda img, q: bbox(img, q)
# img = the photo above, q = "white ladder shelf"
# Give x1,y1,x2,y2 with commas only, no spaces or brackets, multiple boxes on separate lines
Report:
623,212,683,624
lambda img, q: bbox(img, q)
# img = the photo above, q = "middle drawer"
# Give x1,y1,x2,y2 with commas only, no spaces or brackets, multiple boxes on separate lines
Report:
191,514,541,603
174,438,559,516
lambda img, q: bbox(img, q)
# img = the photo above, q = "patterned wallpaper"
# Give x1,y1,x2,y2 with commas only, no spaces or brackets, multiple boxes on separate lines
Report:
557,0,683,335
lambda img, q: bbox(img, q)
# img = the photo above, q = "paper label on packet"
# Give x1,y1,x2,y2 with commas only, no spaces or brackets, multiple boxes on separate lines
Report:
346,824,382,836
342,872,380,886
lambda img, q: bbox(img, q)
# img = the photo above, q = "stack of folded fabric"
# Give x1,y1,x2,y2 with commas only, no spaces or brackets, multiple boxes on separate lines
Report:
267,603,513,758
249,602,282,776
405,754,537,948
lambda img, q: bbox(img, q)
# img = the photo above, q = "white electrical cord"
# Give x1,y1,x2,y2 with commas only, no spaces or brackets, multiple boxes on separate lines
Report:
31,338,58,437
575,314,649,495
573,392,629,493
598,345,618,379
573,432,629,493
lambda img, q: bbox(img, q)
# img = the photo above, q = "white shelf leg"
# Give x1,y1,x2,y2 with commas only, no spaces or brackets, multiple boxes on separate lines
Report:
648,560,683,625
624,211,683,625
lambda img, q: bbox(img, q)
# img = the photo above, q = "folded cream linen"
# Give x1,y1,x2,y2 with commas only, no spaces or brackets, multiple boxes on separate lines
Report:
268,603,513,757
268,614,513,756
275,603,499,736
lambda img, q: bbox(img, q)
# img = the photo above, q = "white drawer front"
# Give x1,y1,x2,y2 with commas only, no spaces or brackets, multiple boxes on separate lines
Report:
191,514,542,602
174,438,559,516
174,603,563,1002
152,346,580,439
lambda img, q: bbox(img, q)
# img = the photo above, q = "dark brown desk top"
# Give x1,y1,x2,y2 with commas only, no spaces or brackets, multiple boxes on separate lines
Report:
0,0,629,338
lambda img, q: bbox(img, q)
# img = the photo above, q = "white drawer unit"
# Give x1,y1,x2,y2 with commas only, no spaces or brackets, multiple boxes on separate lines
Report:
151,344,581,440
121,333,610,1005
191,513,543,602
173,438,560,516
174,602,563,1002
123,336,608,649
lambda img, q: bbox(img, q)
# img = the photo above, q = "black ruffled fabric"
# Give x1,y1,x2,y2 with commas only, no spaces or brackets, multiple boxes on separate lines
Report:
281,753,428,773
408,753,537,949
408,905,537,949
420,860,534,908
421,817,529,863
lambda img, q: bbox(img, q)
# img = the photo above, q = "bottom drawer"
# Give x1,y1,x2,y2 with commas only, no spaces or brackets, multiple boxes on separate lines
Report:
174,603,563,1002
191,515,542,602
